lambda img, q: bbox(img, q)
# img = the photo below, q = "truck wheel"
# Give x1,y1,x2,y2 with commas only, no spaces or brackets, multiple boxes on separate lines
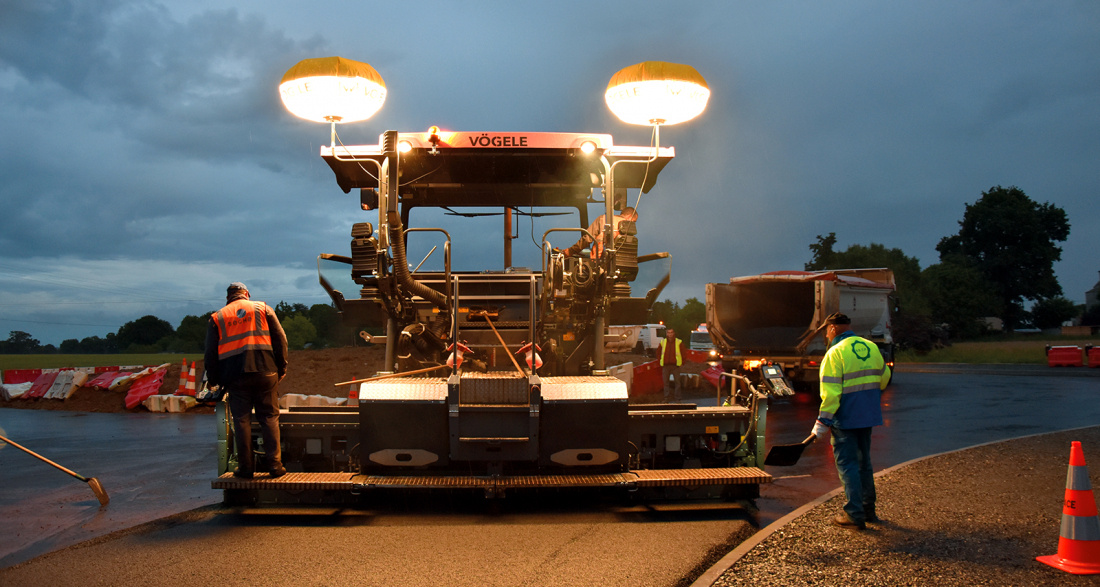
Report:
635,341,645,354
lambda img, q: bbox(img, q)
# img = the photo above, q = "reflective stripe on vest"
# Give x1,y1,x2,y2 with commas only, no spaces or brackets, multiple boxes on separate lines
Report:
213,300,273,360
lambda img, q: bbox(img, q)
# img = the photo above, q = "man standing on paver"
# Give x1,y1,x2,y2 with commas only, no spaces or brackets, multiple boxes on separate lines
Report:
205,282,289,479
811,312,891,529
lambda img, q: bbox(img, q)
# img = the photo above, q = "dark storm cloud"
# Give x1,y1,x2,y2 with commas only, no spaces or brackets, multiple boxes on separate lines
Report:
1,0,1098,345
0,0,337,263
0,1,350,343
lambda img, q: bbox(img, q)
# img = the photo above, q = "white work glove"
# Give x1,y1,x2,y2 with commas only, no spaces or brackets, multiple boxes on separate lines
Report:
812,421,830,440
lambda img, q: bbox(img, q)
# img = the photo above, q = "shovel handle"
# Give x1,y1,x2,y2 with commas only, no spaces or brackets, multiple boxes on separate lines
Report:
0,434,88,482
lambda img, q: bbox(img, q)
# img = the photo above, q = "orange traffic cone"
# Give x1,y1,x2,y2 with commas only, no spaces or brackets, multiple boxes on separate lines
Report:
1037,441,1100,574
176,359,189,395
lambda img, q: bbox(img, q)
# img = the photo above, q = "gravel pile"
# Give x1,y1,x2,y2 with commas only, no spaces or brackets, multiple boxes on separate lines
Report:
711,426,1100,586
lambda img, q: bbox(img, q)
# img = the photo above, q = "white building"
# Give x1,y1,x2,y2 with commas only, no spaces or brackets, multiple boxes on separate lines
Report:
1087,271,1100,310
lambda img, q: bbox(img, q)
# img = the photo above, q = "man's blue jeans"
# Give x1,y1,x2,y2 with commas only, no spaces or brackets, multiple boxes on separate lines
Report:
830,426,875,523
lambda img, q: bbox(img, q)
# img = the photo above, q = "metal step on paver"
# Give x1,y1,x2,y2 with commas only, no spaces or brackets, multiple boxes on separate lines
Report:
213,467,771,491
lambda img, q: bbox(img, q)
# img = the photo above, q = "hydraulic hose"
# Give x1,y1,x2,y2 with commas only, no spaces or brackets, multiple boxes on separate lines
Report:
711,372,761,457
387,211,449,310
387,211,451,348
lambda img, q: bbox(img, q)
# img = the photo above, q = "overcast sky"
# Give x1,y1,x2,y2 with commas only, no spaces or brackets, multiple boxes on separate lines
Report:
1,1,1097,346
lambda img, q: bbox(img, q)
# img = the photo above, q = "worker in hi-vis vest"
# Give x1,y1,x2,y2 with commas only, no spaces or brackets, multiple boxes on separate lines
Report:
811,312,891,530
659,327,684,402
205,282,289,480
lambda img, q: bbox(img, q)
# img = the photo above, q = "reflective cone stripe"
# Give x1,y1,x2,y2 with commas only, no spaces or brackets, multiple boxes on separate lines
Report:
1038,441,1100,574
176,359,189,394
184,364,197,396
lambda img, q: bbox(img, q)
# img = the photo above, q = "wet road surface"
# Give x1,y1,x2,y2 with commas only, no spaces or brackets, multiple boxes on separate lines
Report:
0,411,219,568
1,364,1097,584
757,365,1100,526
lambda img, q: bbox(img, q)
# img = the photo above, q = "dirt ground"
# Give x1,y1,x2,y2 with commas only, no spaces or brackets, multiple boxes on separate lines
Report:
0,346,385,415
1,348,713,414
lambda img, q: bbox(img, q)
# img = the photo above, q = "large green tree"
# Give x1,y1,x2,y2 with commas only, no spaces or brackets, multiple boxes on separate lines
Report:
116,315,174,352
649,298,705,342
1,331,42,354
158,313,214,353
678,298,707,340
1029,296,1079,331
79,335,114,353
307,303,342,348
275,301,310,322
176,314,212,351
919,256,1000,338
936,186,1070,331
282,315,317,350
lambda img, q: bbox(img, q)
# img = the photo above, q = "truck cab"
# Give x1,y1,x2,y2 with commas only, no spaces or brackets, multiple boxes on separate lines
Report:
689,323,719,362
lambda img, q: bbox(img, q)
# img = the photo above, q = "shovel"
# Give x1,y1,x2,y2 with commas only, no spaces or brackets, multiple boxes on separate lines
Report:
0,433,109,507
764,434,817,467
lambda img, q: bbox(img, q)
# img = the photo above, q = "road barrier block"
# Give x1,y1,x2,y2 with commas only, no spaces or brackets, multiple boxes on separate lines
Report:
632,360,663,397
1048,345,1083,367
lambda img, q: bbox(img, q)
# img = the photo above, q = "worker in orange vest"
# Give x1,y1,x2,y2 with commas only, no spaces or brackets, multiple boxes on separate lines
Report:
205,282,289,479
659,327,684,402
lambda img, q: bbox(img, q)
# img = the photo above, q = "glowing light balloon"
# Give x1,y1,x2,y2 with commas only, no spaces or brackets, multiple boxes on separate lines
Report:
605,61,709,126
279,56,387,123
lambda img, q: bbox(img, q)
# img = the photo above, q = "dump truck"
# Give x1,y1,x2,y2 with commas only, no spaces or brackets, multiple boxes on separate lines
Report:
604,325,640,353
704,269,895,387
213,129,771,503
634,323,666,355
605,323,665,354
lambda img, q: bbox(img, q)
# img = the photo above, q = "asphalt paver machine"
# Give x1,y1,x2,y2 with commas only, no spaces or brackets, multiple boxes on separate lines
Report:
214,129,771,503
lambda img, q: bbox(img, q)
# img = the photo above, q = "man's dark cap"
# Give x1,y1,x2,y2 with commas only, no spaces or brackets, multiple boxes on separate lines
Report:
826,312,852,325
227,282,248,295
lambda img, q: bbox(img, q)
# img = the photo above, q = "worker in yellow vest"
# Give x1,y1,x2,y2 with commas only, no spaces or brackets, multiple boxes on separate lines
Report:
659,327,684,402
811,312,891,530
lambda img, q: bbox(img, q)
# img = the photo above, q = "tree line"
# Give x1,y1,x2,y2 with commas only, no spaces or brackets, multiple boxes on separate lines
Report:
0,302,361,355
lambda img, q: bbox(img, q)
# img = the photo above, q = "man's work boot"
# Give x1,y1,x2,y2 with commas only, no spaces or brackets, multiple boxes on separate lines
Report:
268,464,287,478
865,508,881,523
832,512,865,530
232,468,253,479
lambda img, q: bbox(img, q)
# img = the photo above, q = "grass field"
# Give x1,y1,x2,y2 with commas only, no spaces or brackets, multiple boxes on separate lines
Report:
0,353,204,371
